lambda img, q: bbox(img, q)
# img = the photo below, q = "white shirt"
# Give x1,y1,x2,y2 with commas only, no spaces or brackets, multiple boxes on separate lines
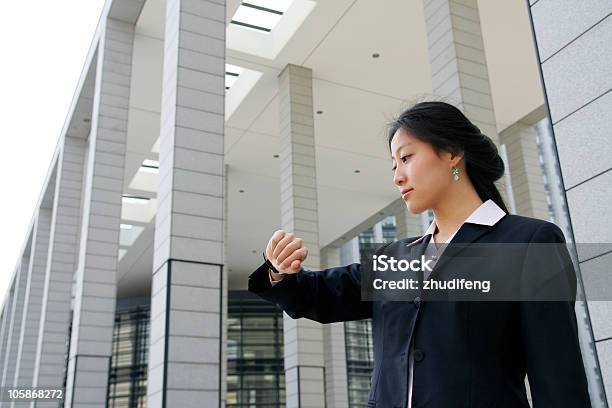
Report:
406,199,506,407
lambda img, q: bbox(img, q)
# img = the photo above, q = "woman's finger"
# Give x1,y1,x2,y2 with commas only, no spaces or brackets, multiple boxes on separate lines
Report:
266,230,285,260
289,259,302,273
279,247,308,271
277,238,303,266
272,232,294,259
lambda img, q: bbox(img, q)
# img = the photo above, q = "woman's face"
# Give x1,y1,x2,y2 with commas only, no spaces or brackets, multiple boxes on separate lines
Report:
390,128,457,214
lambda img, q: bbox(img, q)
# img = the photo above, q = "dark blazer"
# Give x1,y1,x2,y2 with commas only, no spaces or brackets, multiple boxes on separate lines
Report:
248,214,592,408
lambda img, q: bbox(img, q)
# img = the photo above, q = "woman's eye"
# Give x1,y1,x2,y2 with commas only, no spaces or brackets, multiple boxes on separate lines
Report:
392,155,412,171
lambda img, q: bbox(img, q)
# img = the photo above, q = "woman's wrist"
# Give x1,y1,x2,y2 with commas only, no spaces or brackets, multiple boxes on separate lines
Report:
263,251,286,282
269,268,286,282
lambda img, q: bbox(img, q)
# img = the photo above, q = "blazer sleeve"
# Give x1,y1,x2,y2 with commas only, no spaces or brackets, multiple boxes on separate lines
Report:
247,251,381,324
519,223,592,408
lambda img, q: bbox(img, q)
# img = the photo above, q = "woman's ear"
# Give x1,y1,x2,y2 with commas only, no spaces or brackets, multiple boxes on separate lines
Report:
449,150,464,167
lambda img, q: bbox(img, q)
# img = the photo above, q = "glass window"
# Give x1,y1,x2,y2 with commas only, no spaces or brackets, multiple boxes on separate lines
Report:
345,319,374,408
108,305,150,408
228,291,284,408
344,223,397,407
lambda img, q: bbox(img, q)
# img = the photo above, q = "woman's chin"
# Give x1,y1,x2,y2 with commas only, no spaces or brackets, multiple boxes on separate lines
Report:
407,201,425,214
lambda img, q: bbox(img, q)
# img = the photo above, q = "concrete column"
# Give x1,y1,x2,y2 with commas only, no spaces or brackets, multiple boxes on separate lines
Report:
341,238,360,266
372,223,384,243
322,246,349,408
63,17,135,407
147,0,226,407
393,200,424,241
423,0,499,142
533,120,571,236
0,286,16,391
1,254,30,391
13,209,53,391
279,64,325,408
423,0,523,207
31,136,86,403
499,122,549,220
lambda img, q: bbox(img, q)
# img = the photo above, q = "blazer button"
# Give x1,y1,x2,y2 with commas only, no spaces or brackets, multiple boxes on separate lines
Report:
413,296,421,308
414,349,424,362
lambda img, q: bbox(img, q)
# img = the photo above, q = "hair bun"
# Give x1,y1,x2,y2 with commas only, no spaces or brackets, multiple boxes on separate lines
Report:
464,133,505,184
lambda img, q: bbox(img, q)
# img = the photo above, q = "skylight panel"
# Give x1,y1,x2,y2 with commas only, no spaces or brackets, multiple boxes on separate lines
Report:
246,0,292,13
122,195,150,205
226,64,244,90
140,159,159,174
119,225,145,247
230,1,293,32
226,72,239,90
118,248,127,261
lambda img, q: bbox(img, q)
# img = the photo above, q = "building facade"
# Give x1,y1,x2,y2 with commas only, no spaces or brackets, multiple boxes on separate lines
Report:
1,0,611,406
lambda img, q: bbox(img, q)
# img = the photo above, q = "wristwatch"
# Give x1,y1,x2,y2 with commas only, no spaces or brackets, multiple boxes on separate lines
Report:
263,252,284,275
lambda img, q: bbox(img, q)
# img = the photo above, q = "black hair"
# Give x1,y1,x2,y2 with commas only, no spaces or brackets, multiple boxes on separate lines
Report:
388,101,509,213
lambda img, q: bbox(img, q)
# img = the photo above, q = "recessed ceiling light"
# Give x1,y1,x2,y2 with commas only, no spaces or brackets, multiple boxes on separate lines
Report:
239,189,245,193
316,110,323,115
83,118,91,123
251,250,257,254
378,212,384,216
273,154,279,158
354,169,360,173
372,53,380,58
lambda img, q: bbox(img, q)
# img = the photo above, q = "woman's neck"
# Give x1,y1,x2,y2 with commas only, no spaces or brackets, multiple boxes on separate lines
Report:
431,187,483,240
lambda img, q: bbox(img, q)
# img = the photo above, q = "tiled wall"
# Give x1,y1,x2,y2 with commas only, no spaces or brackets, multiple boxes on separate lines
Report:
529,0,612,404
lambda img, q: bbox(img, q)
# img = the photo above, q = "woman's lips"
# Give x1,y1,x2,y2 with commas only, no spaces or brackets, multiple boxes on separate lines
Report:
402,189,414,200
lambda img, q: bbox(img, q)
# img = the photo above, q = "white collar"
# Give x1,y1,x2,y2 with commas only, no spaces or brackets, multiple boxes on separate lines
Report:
406,199,506,247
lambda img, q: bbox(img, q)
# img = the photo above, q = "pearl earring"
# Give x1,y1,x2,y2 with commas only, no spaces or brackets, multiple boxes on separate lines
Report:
452,166,460,181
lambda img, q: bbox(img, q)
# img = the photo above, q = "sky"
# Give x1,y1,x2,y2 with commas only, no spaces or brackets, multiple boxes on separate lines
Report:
0,1,106,305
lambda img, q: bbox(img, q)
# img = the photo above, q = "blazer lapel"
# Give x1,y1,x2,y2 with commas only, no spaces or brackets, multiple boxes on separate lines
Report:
426,222,493,280
409,234,432,282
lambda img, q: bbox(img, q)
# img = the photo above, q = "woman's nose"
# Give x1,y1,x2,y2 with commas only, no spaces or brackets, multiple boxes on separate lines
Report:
394,169,405,186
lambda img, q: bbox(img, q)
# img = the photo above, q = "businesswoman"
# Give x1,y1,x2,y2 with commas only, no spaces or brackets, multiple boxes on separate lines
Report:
248,102,591,407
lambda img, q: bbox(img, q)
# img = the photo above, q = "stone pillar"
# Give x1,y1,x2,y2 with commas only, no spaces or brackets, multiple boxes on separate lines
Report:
423,0,499,142
372,223,384,243
13,209,53,390
424,0,529,209
31,135,86,405
322,246,349,408
278,64,326,408
63,17,135,407
393,200,423,241
499,121,549,220
0,290,15,388
1,254,30,391
147,0,226,406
